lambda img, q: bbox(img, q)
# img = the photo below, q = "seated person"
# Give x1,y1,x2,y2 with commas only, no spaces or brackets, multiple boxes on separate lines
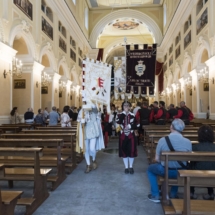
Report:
24,108,34,124
147,119,192,203
34,109,46,126
190,125,215,200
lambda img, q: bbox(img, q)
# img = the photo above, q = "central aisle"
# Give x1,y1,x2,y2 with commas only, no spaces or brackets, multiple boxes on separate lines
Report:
34,138,163,215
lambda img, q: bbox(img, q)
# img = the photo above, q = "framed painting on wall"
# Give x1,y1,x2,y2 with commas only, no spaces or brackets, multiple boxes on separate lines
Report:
203,82,209,91
70,95,72,100
42,17,53,40
14,0,33,20
14,79,26,89
59,92,62,98
41,86,48,94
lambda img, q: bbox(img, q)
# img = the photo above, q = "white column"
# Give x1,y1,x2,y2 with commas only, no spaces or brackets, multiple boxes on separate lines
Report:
205,56,215,119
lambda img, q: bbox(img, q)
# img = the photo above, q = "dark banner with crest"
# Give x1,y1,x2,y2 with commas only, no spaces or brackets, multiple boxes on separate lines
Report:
126,44,157,88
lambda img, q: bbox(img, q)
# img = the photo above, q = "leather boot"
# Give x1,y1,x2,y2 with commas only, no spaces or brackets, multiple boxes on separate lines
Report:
92,160,97,170
85,165,91,173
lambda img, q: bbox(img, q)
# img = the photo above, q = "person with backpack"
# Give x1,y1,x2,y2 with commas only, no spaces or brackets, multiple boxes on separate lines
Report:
147,119,192,203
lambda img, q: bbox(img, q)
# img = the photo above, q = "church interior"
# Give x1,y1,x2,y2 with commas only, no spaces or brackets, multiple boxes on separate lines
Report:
1,0,215,215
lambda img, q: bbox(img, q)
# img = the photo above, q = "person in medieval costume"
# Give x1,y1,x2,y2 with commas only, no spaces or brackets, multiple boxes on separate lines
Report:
77,93,104,173
116,101,140,174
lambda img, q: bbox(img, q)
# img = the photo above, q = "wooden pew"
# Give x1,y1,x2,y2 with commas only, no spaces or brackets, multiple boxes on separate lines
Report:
0,147,51,215
0,139,66,190
0,127,20,133
0,185,23,215
1,133,77,173
23,130,83,164
147,134,199,163
160,151,215,215
171,170,215,215
1,124,32,130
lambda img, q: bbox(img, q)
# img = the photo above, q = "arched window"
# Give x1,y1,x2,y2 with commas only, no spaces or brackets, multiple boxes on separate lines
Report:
72,0,76,5
46,7,53,22
163,4,167,27
85,8,89,30
62,26,67,38
58,21,62,32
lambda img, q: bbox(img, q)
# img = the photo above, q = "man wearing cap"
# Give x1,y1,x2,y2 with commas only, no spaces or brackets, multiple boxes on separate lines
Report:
147,119,192,203
116,101,140,174
154,101,167,125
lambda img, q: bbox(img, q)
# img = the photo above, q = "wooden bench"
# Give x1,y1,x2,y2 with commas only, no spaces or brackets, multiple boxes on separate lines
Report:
0,147,51,215
1,133,77,173
0,126,21,133
1,124,32,130
0,139,66,190
23,130,83,164
146,134,199,163
160,151,215,214
172,170,215,215
0,186,23,215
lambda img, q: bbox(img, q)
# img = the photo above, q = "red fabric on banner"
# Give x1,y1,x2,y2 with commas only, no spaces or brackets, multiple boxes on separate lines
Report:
156,61,164,93
97,49,104,61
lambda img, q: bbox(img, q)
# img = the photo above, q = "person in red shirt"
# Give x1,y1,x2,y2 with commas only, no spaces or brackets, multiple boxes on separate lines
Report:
154,101,167,125
150,101,159,123
174,101,193,125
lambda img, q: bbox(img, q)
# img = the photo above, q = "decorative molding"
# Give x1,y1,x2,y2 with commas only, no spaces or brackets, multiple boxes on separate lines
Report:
9,19,37,59
89,9,162,48
21,20,30,33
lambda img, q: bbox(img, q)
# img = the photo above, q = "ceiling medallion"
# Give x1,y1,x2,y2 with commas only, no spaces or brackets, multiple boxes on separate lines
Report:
113,21,139,30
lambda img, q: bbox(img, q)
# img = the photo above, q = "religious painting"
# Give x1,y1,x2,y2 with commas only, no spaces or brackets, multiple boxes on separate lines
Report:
169,45,173,55
59,36,67,53
190,89,192,96
175,33,181,46
169,55,173,67
175,46,181,59
113,21,139,30
14,0,33,20
184,31,191,49
70,95,72,100
14,79,26,89
41,86,48,94
203,82,209,91
197,8,208,35
42,17,53,40
70,49,76,62
59,92,62,97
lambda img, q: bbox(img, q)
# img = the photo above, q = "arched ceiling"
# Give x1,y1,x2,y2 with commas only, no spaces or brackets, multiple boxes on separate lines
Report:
87,0,163,9
98,17,155,49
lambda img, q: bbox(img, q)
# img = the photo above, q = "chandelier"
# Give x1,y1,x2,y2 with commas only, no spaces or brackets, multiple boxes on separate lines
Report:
175,83,181,92
3,57,23,78
185,76,192,89
198,68,208,83
41,72,51,86
59,81,66,93
160,90,166,96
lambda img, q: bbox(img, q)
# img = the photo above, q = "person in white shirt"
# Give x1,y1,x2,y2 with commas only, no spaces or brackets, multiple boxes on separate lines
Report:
61,106,72,127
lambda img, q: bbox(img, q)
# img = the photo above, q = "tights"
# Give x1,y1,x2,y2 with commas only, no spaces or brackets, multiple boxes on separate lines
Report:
85,138,97,165
123,157,134,168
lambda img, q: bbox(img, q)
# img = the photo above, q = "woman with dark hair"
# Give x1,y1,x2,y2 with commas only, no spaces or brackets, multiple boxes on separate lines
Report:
61,106,72,127
190,125,215,200
34,109,46,126
10,107,21,124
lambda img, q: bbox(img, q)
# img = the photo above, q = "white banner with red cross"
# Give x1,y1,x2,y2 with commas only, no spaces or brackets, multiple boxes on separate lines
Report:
82,58,112,112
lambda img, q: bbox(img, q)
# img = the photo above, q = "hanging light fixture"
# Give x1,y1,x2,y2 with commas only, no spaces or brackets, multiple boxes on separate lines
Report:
3,57,23,78
41,71,51,86
59,81,66,93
